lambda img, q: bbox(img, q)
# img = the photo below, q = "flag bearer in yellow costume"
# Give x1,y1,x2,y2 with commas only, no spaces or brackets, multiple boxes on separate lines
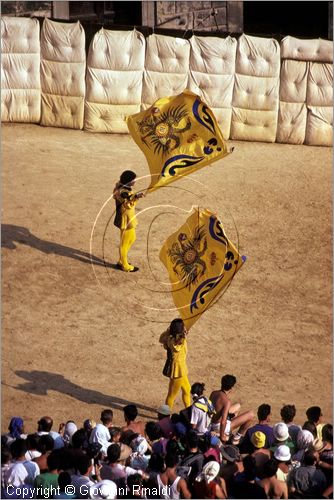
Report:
159,318,191,409
113,170,144,272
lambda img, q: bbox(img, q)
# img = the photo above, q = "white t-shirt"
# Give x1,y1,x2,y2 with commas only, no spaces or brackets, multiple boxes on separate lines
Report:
3,460,40,487
190,399,211,434
89,424,111,455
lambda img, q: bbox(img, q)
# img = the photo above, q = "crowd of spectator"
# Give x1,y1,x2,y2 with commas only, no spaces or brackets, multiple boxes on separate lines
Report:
1,375,332,499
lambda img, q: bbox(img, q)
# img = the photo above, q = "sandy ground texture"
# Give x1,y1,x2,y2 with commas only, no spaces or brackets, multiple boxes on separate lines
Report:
2,123,332,434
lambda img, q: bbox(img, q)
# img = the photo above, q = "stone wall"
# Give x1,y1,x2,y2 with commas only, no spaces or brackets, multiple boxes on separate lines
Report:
156,1,243,32
1,1,51,17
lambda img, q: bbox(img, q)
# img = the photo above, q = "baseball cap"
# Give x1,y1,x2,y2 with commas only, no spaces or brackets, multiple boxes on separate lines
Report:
251,431,266,449
274,445,291,462
220,445,241,462
157,404,171,416
273,422,289,441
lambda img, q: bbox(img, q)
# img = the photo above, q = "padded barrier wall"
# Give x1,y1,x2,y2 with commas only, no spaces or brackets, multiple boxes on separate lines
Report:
277,36,333,146
2,17,333,146
231,34,281,143
142,34,190,109
1,16,41,123
84,29,145,133
188,35,237,140
40,19,86,129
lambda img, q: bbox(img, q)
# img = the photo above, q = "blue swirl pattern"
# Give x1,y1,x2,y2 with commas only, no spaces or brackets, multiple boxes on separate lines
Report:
161,154,204,177
190,274,225,313
209,216,228,245
192,98,216,135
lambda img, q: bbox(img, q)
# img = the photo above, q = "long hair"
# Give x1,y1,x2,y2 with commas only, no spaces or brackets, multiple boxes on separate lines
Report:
169,318,185,344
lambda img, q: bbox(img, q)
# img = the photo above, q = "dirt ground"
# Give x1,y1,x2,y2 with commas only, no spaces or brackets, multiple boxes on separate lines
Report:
2,123,332,434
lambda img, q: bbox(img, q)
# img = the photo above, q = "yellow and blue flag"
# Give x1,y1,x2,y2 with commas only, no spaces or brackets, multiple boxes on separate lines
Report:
126,90,232,191
159,208,246,329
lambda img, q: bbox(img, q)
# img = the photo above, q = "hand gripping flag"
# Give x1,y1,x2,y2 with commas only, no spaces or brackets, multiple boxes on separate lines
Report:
159,208,246,329
126,89,232,191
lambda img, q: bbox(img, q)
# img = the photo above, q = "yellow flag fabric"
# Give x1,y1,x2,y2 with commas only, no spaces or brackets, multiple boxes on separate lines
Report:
126,89,231,191
159,208,246,329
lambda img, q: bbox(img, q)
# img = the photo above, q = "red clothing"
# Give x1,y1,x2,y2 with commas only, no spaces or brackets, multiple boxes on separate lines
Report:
193,479,216,499
158,417,175,439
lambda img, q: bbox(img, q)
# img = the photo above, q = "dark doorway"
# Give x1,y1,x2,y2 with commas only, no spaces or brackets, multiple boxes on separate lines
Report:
243,1,331,39
112,1,142,26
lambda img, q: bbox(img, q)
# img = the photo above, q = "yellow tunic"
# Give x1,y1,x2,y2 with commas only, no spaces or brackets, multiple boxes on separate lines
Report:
113,183,138,230
167,336,188,379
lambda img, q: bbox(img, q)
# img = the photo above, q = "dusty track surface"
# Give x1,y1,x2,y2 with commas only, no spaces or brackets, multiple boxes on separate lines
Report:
2,123,332,433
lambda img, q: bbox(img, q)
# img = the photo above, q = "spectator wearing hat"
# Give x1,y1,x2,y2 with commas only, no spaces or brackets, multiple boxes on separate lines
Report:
121,405,145,438
156,405,175,439
242,404,274,453
280,404,301,446
220,445,243,493
100,443,141,483
193,460,227,499
257,458,288,499
61,421,78,447
209,375,254,445
190,382,214,435
89,410,114,456
159,319,191,410
6,417,26,445
292,429,314,463
156,453,191,499
89,479,117,500
288,450,327,498
113,170,144,272
270,423,295,456
249,431,271,476
274,445,291,483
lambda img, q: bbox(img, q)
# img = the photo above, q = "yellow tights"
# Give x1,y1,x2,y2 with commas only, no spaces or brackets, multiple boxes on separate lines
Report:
119,228,136,271
166,376,191,409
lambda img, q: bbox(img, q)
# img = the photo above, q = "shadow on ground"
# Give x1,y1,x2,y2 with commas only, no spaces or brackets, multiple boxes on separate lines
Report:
1,224,117,268
5,370,157,419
